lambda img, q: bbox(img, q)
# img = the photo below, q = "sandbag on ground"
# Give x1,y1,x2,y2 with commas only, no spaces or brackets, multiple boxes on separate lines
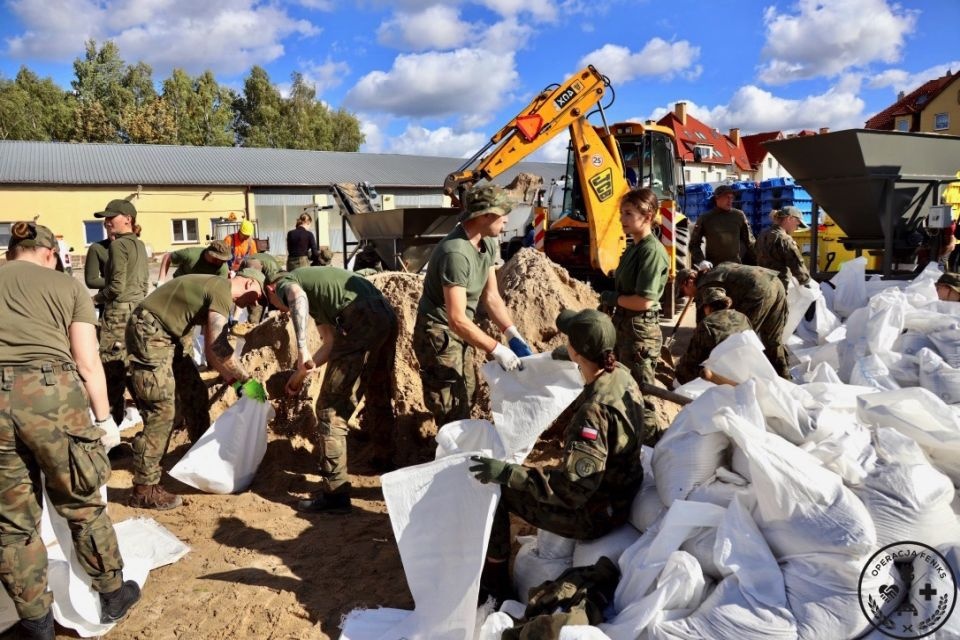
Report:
629,446,663,532
572,524,641,569
918,348,960,405
513,536,574,604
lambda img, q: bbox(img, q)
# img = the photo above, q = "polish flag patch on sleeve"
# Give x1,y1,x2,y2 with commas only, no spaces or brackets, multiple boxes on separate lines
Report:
580,426,599,441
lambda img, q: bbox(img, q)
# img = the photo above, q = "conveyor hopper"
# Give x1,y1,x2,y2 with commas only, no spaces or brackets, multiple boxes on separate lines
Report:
341,207,460,272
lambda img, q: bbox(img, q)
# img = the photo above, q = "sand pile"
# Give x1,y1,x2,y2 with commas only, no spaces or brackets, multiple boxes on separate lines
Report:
503,171,544,205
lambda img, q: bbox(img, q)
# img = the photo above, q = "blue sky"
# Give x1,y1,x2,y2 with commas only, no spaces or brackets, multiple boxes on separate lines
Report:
1,0,958,162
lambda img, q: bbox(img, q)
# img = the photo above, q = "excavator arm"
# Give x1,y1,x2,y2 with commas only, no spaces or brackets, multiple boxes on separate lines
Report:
443,66,609,202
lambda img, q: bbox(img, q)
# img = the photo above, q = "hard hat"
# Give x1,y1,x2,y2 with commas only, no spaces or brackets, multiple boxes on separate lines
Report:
239,220,255,236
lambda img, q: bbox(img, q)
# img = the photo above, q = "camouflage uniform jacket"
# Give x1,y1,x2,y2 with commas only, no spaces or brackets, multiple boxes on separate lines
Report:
756,225,810,286
501,364,644,518
696,263,780,310
675,309,753,384
689,207,757,265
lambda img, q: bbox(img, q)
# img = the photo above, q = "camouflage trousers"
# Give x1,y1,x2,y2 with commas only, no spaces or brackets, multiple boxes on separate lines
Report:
0,363,123,619
738,285,790,378
412,317,476,427
316,297,397,494
286,255,311,271
126,309,187,485
100,301,138,423
487,486,622,562
613,311,663,435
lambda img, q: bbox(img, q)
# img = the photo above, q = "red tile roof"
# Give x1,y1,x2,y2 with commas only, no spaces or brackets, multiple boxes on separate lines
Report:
865,71,960,130
657,111,752,172
741,131,782,168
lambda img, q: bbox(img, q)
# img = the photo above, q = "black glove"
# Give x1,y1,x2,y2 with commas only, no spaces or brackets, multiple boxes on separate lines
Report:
469,455,513,485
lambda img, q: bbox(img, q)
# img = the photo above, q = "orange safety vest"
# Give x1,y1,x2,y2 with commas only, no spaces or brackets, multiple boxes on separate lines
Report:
226,232,257,270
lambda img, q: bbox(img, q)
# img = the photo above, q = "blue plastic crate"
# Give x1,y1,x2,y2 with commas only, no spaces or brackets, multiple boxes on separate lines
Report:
760,198,813,214
685,183,714,194
759,177,794,188
761,186,810,202
732,181,758,192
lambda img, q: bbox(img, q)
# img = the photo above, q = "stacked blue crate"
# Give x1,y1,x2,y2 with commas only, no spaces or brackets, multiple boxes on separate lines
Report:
757,177,816,230
681,183,713,221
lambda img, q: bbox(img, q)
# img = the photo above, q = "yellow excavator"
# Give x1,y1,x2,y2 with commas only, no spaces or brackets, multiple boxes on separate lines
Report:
444,65,688,294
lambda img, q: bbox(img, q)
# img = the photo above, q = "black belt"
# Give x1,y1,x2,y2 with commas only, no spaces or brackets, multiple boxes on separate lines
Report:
616,308,660,320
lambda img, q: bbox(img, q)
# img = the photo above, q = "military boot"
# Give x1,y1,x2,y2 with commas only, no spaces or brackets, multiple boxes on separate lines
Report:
19,610,54,639
296,492,352,515
100,580,141,623
129,483,182,510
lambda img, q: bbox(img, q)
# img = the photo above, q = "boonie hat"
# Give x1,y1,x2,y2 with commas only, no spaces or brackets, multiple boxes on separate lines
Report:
239,220,255,236
773,206,807,226
713,185,734,197
700,286,728,306
461,184,513,222
7,221,58,251
94,199,137,219
205,240,232,261
936,272,960,295
556,308,616,362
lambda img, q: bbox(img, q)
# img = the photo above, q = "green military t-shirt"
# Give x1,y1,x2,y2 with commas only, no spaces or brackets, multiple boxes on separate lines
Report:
139,274,233,337
84,239,110,290
171,247,229,278
245,252,283,283
274,266,381,326
0,261,97,365
105,232,149,304
614,233,669,311
418,225,498,324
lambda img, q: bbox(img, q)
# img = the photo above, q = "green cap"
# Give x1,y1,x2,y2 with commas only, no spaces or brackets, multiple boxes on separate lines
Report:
237,268,265,288
7,221,58,251
773,205,806,226
461,184,513,222
937,271,960,294
556,308,616,361
205,240,232,261
700,286,728,306
94,199,137,219
317,247,334,265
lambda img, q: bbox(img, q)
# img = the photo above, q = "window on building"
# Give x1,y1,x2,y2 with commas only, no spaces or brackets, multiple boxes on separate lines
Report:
934,113,949,130
685,169,691,182
767,157,773,169
700,170,707,182
172,218,199,243
897,119,909,132
694,144,713,160
716,171,723,181
83,220,107,245
0,222,11,249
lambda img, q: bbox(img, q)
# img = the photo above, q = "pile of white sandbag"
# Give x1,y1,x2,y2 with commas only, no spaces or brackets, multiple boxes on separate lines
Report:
483,260,960,640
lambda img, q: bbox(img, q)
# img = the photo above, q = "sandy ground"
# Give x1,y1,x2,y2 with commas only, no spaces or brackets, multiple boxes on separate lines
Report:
11,251,695,640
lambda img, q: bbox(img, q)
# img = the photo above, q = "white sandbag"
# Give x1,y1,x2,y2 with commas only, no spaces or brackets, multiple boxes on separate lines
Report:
850,354,901,391
830,257,868,319
904,261,944,307
629,446,663,532
903,307,960,335
192,325,206,367
801,411,874,486
672,377,716,400
892,330,938,356
435,419,505,461
802,361,841,383
718,386,876,559
863,289,908,356
340,608,412,640
753,377,815,444
800,382,878,415
477,611,513,640
559,627,614,639
853,428,960,548
874,349,920,387
513,536,573,603
929,326,960,369
169,393,274,494
857,387,960,485
918,348,960,404
572,524,641,568
701,331,777,383
482,353,583,462
686,467,750,508
796,294,842,346
118,406,142,432
783,277,821,342
646,496,798,640
680,528,722,581
537,529,576,560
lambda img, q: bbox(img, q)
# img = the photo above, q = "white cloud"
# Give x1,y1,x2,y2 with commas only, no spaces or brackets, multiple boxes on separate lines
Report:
359,117,386,153
648,76,867,134
6,0,319,76
344,48,518,126
868,60,960,93
298,0,334,9
578,38,702,84
479,16,534,52
277,57,350,97
529,133,570,163
758,0,917,84
377,5,475,51
479,0,557,22
378,124,488,157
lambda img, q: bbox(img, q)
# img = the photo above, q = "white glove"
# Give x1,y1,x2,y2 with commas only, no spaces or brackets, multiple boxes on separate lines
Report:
696,260,713,270
95,416,121,452
491,343,523,372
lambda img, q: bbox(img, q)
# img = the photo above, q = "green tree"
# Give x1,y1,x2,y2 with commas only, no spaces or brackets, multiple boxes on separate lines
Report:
328,107,364,151
234,65,285,147
0,68,75,140
162,69,235,146
125,97,177,144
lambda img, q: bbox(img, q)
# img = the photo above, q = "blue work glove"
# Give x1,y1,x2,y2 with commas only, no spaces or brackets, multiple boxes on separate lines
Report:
600,290,619,309
504,326,534,358
469,455,513,485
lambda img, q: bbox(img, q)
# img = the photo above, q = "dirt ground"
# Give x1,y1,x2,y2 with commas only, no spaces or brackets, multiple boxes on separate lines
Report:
31,250,693,640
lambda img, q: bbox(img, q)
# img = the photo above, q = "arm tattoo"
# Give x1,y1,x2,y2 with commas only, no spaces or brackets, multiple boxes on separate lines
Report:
288,287,311,357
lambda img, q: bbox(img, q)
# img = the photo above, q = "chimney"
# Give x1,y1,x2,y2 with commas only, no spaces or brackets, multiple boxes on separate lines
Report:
729,128,741,146
819,127,830,134
897,90,905,101
675,102,687,126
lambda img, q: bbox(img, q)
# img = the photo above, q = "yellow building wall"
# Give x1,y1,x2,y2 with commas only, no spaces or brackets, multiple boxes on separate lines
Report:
921,84,960,135
1,185,249,259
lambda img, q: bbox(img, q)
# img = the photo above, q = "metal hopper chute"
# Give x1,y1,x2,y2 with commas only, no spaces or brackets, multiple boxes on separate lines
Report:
765,129,960,276
340,207,461,273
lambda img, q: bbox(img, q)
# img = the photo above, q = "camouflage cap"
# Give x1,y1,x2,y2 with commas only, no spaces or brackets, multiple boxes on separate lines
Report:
700,286,728,306
937,271,960,294
7,221,58,251
773,205,806,226
205,240,232,261
461,184,513,222
94,199,137,219
556,308,616,362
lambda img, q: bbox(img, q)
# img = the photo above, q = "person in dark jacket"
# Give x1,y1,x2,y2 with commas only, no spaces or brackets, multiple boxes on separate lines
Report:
286,213,320,271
